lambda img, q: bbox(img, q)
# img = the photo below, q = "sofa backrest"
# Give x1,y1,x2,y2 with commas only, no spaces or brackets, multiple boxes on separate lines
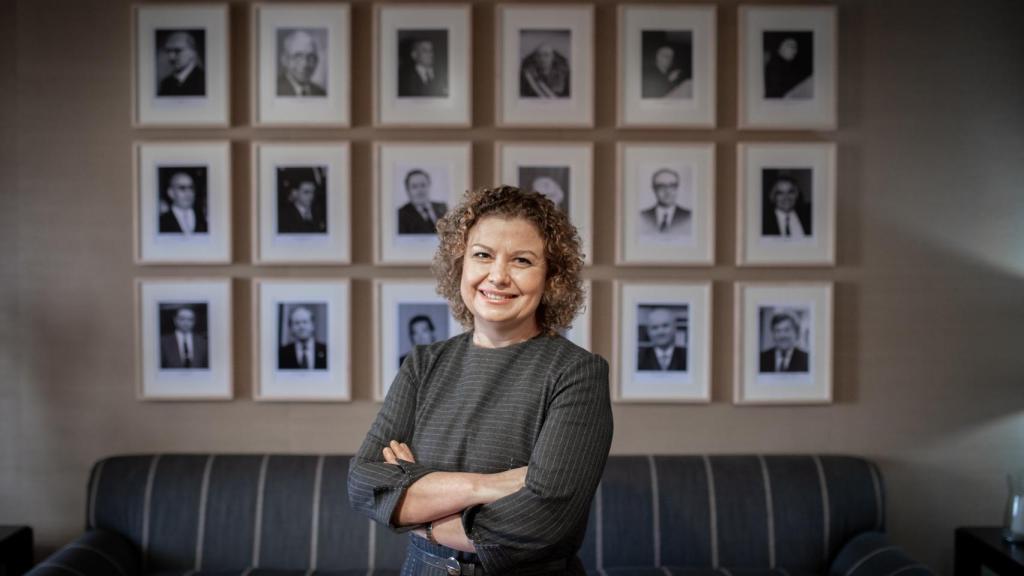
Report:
577,455,885,573
86,454,883,573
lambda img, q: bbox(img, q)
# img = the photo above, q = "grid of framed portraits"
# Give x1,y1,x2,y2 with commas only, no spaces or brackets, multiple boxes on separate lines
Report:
131,3,841,406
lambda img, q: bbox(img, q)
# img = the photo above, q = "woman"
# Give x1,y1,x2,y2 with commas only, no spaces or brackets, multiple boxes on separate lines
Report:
348,186,613,575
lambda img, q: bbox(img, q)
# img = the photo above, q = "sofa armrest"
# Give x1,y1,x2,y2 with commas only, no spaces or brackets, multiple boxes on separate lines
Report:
26,529,141,576
829,531,933,576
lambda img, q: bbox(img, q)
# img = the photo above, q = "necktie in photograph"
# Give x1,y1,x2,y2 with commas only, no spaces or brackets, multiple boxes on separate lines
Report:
783,214,791,236
298,343,308,369
660,215,669,232
183,339,191,368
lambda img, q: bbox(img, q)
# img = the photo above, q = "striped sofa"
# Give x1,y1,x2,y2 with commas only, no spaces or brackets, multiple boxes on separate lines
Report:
27,454,930,576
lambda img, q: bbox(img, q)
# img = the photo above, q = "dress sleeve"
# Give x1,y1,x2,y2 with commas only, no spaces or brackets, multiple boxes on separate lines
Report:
460,353,614,572
347,350,435,532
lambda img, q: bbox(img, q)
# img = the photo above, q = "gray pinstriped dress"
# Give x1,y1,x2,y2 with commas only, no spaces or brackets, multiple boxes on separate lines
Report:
348,331,614,575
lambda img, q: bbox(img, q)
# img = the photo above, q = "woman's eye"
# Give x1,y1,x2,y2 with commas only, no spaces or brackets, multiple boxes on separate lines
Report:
515,257,533,266
473,251,491,259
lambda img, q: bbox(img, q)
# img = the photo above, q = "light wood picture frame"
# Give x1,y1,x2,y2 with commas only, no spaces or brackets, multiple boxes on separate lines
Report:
495,142,593,264
738,5,837,130
134,141,232,265
136,278,233,401
253,278,351,402
736,142,836,266
734,282,833,405
613,281,713,403
251,141,351,265
496,4,594,127
252,3,351,126
133,4,229,127
618,4,717,128
375,4,472,127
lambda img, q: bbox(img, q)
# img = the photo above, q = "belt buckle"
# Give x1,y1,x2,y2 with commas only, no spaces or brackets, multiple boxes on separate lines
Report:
444,556,462,575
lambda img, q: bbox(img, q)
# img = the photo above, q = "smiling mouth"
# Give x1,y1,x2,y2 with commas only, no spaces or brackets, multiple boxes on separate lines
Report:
480,289,517,302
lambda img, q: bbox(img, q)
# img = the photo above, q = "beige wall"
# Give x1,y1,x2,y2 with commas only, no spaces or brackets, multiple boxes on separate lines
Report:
3,0,1024,573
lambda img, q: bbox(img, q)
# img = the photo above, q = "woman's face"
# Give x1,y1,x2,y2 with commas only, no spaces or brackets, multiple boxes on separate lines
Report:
460,216,547,337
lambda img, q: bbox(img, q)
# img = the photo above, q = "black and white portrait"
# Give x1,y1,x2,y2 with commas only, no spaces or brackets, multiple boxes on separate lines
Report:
518,166,570,213
637,165,693,239
636,304,688,372
397,303,449,368
519,29,571,99
277,302,329,371
763,31,813,99
159,302,210,369
155,29,206,97
758,306,811,374
276,28,328,97
276,166,327,235
397,29,449,98
396,167,449,235
157,166,208,235
641,30,692,99
761,168,813,238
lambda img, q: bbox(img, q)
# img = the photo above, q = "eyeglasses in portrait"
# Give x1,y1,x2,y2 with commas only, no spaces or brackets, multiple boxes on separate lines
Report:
397,29,449,98
134,6,228,126
641,30,692,100
636,164,695,241
155,29,206,97
157,166,209,236
136,279,232,400
276,28,328,98
255,279,350,402
277,302,329,371
734,282,832,404
276,166,328,235
158,302,209,370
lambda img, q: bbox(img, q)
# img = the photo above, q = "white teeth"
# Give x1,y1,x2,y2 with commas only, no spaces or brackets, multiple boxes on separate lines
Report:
483,291,513,301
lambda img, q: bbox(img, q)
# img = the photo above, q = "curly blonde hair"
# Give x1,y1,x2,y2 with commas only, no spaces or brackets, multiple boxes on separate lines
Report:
432,186,585,336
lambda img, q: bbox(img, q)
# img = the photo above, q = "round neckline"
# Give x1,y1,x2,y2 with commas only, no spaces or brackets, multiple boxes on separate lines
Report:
466,330,546,351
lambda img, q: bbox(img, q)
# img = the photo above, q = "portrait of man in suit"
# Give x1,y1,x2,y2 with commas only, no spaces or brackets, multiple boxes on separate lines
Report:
637,305,688,372
519,30,571,99
764,31,814,100
277,28,327,97
762,169,813,238
641,30,693,99
397,30,449,98
277,166,327,235
638,167,693,238
159,304,209,369
156,29,205,97
278,304,328,370
157,167,208,235
397,169,448,235
759,310,810,373
398,314,439,368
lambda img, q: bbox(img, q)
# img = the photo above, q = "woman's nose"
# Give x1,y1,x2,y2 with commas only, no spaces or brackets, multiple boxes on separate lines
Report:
487,260,510,285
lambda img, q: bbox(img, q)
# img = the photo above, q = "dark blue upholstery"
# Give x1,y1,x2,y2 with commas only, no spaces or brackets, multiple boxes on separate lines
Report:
28,454,928,576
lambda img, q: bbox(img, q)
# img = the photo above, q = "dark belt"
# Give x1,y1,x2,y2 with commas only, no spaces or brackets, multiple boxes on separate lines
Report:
410,543,485,575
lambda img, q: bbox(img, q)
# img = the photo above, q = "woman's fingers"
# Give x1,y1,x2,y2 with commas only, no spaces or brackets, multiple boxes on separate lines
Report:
388,440,416,463
382,446,398,465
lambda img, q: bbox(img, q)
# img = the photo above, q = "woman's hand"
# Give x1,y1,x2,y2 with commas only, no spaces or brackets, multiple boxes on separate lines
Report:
383,440,415,464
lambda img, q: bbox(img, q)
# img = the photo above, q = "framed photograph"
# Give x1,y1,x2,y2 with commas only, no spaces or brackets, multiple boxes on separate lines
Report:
737,142,836,266
375,142,471,265
134,141,231,264
738,6,837,129
497,4,593,127
135,279,232,400
133,5,229,126
374,280,463,401
735,282,833,404
375,4,471,126
253,3,350,126
616,143,715,265
254,279,351,402
614,281,712,403
562,279,592,352
496,142,593,264
618,5,716,128
252,142,350,264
